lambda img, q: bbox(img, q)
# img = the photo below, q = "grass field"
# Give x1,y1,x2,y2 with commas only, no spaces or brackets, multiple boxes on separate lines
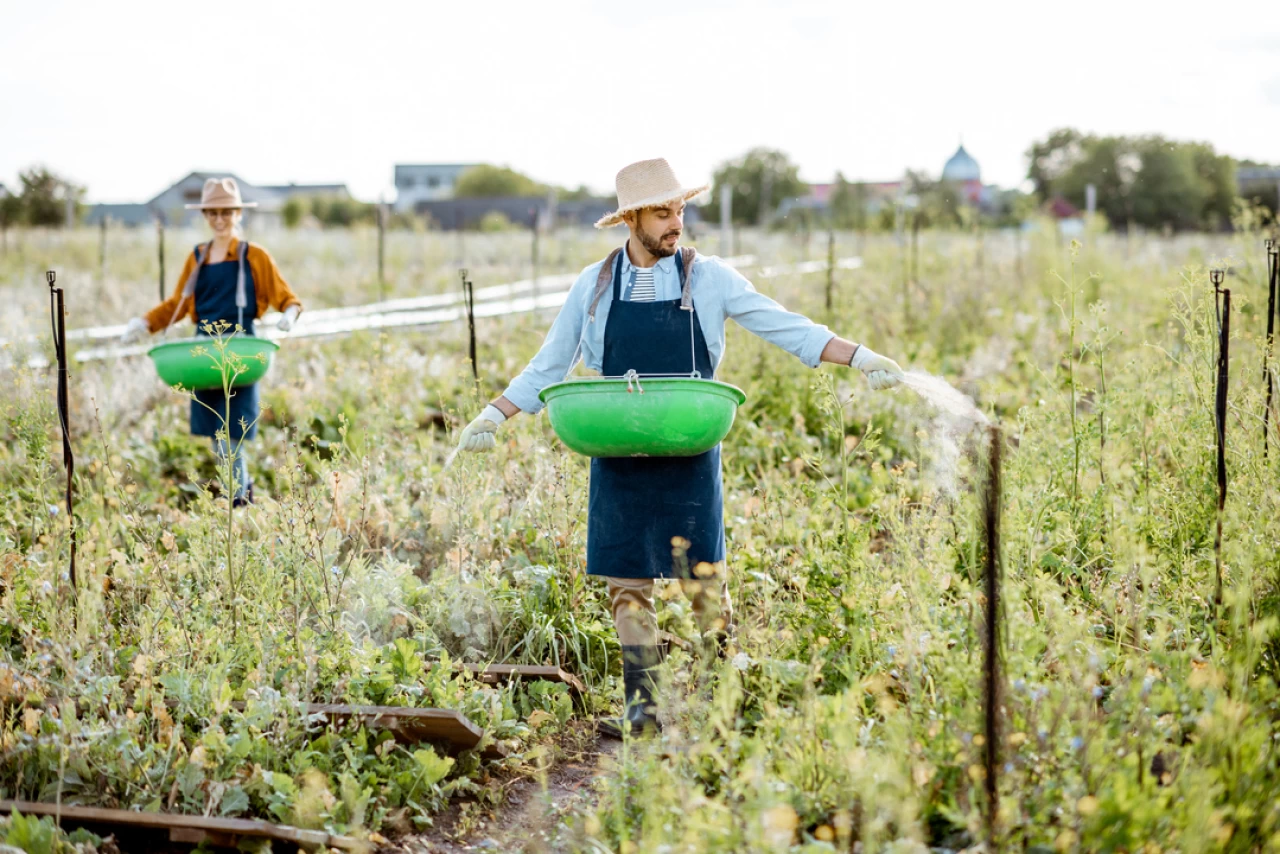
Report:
1,222,1278,852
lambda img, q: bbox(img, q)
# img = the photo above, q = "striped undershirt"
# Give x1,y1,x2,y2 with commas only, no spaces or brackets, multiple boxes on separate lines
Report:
630,267,657,302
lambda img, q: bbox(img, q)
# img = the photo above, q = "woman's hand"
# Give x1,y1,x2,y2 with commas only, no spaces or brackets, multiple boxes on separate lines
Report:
276,305,301,332
850,345,904,390
120,317,150,345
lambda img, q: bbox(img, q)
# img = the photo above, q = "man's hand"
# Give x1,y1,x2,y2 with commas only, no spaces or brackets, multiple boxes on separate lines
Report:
277,305,301,332
120,317,150,345
850,345,904,390
457,404,508,453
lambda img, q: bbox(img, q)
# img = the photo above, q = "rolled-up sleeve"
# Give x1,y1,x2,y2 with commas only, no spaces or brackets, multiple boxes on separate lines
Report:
501,269,593,414
721,265,835,368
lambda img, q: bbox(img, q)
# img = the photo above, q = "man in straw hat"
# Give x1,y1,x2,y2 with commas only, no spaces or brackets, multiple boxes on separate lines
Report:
457,158,903,736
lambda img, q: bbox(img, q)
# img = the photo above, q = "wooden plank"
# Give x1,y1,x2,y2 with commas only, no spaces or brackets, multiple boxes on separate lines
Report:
163,699,499,755
304,703,483,750
0,800,364,851
464,664,588,696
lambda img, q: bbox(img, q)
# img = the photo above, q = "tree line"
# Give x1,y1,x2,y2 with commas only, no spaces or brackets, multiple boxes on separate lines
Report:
7,134,1274,234
0,167,84,230
705,133,1273,233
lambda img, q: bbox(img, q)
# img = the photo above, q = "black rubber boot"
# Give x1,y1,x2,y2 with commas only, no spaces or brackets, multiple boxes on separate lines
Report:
598,644,663,739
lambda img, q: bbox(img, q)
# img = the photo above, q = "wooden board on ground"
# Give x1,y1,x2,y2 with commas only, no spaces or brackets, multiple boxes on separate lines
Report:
165,700,506,758
464,664,588,696
0,799,363,851
304,703,501,755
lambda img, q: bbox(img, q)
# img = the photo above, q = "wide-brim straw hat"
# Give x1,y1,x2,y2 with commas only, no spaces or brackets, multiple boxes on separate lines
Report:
594,158,709,228
185,177,258,209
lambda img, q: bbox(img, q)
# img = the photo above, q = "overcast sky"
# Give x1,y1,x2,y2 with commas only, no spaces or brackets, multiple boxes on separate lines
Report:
3,0,1277,203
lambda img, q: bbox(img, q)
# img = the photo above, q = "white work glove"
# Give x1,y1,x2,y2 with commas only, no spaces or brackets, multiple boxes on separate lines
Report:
276,305,301,332
850,344,904,390
120,317,150,345
457,404,508,453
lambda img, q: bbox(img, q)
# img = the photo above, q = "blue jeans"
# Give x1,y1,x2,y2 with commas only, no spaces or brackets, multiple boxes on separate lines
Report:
213,438,250,500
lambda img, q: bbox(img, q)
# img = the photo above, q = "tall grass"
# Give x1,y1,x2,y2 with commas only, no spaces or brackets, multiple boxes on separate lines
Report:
1,223,1278,848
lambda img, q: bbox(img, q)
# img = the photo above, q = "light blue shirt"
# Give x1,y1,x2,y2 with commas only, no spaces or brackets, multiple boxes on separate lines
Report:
501,243,837,414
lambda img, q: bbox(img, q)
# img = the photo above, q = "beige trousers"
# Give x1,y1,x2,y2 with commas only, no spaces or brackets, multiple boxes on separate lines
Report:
605,562,734,647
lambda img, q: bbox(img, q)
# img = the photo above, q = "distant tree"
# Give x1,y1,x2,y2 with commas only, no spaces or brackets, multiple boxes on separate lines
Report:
281,196,305,228
478,210,516,232
311,195,373,227
1025,129,1239,231
828,172,872,231
16,167,84,227
1237,160,1279,220
905,170,963,228
0,192,21,235
454,165,544,198
703,148,806,227
1026,128,1085,201
557,184,597,201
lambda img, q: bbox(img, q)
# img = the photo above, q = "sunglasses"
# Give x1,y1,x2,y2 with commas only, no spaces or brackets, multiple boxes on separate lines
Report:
204,209,239,219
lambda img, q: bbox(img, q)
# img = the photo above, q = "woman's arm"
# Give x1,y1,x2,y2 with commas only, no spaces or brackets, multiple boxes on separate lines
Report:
248,246,302,313
142,252,197,332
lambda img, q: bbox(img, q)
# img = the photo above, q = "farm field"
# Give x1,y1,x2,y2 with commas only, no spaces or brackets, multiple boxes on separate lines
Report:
1,223,1279,852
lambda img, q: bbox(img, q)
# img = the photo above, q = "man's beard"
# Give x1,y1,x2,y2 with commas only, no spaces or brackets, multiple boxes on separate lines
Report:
636,227,680,258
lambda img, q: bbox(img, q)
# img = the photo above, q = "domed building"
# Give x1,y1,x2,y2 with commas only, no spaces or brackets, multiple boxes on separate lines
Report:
941,144,981,183
940,143,988,206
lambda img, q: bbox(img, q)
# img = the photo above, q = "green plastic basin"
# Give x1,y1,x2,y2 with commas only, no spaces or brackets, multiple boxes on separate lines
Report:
538,377,747,458
147,336,279,391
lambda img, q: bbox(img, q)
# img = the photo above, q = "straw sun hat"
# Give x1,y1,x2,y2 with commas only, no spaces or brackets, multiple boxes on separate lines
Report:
184,177,258,210
594,158,709,228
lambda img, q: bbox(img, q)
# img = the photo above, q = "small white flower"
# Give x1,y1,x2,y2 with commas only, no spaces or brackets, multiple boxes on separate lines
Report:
731,652,752,671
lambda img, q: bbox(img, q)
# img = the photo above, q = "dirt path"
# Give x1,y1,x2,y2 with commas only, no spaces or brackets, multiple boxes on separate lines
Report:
391,727,620,854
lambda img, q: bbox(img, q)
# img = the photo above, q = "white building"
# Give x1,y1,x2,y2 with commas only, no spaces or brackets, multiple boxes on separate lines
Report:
392,164,478,212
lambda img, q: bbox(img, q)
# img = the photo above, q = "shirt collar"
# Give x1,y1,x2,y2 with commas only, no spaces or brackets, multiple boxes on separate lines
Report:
620,239,676,276
202,236,240,260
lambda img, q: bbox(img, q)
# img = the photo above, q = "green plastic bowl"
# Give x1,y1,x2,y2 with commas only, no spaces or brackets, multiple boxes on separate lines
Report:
147,336,280,391
538,377,747,458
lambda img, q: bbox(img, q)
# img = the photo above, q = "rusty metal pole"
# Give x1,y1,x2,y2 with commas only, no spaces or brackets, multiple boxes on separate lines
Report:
1264,240,1278,457
460,269,477,385
377,203,386,303
157,219,166,302
1211,269,1230,611
47,271,77,619
981,424,1003,848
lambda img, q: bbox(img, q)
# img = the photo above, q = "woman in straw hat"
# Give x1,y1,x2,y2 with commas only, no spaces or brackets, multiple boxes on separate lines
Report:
456,158,903,736
121,177,303,506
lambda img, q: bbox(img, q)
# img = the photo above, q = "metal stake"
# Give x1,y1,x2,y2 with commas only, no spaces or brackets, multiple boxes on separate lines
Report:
47,271,77,618
981,424,1003,849
1265,240,1278,457
377,204,386,303
531,207,540,307
157,219,166,302
825,225,835,312
460,269,478,384
1211,269,1230,611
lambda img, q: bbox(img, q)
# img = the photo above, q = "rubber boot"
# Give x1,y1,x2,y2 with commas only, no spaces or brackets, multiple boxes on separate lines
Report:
598,644,663,739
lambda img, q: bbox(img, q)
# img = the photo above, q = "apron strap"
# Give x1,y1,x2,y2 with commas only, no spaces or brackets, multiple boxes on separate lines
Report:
676,248,700,377
678,246,696,310
163,241,210,337
587,247,624,322
236,240,249,332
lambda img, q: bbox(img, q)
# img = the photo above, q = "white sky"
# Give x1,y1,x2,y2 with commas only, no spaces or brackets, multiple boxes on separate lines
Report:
3,0,1278,203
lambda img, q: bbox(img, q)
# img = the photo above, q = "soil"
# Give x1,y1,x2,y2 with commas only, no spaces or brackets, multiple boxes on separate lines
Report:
387,724,620,854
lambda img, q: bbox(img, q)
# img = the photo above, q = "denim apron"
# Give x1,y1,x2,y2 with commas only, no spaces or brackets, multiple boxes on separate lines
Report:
585,251,725,579
189,241,260,441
